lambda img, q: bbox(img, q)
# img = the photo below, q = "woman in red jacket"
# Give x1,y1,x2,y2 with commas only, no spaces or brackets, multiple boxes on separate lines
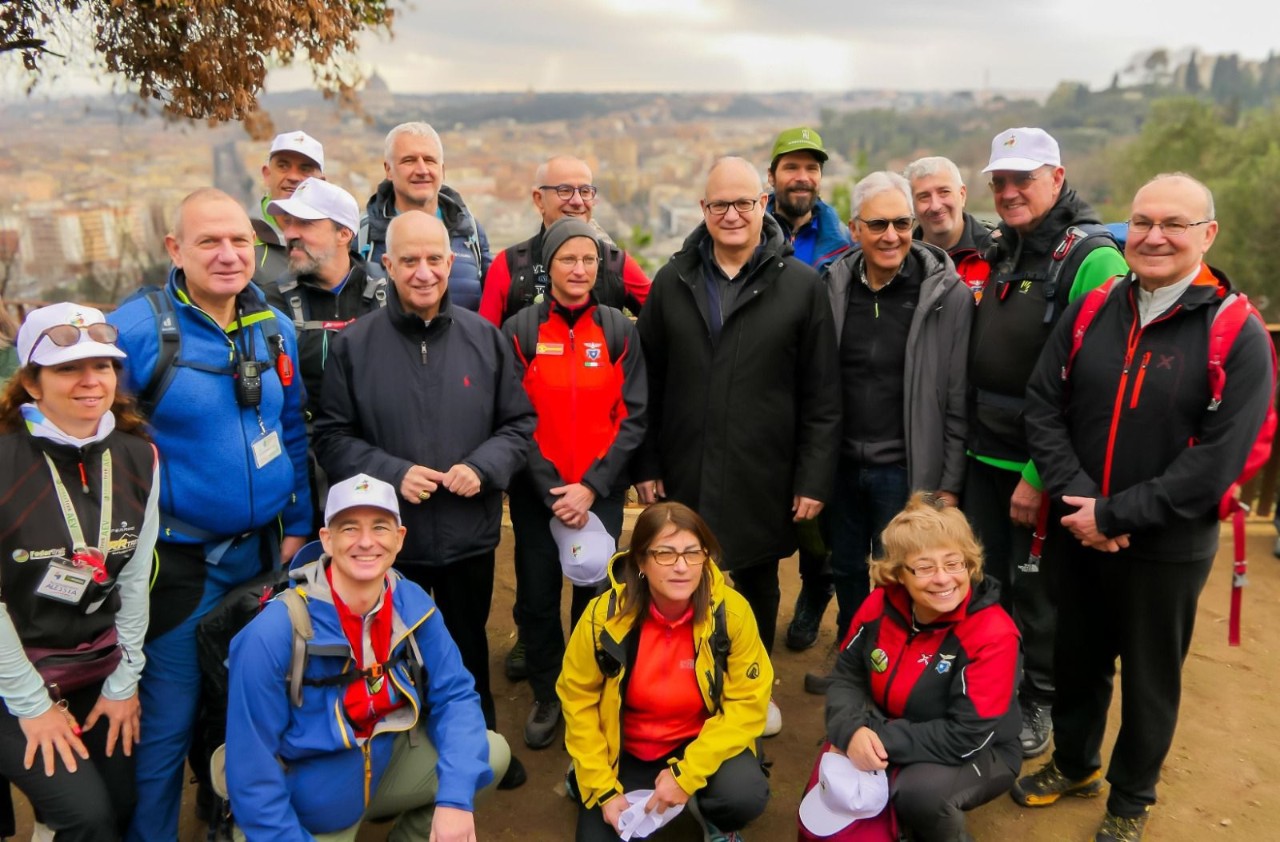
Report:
817,494,1020,842
502,218,648,751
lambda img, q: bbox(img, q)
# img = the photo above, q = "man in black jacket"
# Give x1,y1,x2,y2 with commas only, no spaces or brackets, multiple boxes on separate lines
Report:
314,210,537,789
635,156,841,737
1016,174,1274,841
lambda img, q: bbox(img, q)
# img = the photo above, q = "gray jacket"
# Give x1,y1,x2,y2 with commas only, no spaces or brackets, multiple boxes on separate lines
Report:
825,241,972,494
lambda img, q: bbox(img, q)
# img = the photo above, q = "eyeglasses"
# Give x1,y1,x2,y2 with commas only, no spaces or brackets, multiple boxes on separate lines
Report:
856,216,913,234
1127,217,1212,237
988,172,1040,192
29,323,119,359
647,548,708,566
554,255,599,269
903,559,968,579
539,184,598,201
704,198,759,216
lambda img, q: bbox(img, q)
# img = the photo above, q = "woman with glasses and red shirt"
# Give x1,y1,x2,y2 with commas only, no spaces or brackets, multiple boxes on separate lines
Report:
558,502,772,842
0,303,159,840
816,493,1020,842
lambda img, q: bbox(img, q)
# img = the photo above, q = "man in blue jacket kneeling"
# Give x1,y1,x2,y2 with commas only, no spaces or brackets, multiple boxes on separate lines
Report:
226,474,509,841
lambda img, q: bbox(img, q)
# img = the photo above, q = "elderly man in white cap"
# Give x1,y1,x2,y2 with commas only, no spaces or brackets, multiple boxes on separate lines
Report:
964,127,1128,762
251,130,326,285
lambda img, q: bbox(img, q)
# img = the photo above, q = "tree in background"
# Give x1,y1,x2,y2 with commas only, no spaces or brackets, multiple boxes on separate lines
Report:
1,0,398,124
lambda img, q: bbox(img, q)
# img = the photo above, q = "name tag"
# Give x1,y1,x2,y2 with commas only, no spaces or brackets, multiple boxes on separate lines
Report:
252,430,283,469
535,342,565,356
36,560,90,604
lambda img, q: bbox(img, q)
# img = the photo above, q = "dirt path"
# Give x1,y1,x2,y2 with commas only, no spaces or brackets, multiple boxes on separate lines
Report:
15,520,1275,841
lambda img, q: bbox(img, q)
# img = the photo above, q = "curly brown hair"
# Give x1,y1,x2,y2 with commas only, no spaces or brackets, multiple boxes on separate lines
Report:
869,492,984,587
0,363,149,439
616,501,722,626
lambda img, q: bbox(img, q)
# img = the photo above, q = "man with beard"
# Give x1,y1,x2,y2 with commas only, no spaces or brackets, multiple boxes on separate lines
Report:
965,127,1128,762
251,131,325,286
263,177,385,531
765,127,852,655
636,157,841,736
904,155,994,299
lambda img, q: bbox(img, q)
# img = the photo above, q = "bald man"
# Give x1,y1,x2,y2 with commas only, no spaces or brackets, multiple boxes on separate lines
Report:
479,154,650,329
634,157,841,737
314,210,537,789
1019,173,1274,841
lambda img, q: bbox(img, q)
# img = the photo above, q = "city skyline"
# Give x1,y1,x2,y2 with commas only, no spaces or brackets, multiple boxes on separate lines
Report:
2,0,1276,101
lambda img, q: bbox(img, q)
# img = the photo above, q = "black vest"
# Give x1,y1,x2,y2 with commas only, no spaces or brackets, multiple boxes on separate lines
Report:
0,429,154,650
503,232,628,325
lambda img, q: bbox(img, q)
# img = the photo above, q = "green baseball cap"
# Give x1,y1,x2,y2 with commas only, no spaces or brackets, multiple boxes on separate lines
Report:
770,127,829,166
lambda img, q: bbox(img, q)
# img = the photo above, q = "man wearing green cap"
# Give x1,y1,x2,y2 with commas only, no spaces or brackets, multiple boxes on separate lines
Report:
766,127,852,654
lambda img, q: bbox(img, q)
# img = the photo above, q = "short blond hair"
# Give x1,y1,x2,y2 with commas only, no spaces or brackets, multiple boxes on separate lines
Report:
869,492,985,586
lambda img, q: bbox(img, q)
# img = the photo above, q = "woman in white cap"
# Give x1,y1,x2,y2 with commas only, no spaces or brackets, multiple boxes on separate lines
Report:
0,302,159,840
558,501,771,842
816,493,1020,842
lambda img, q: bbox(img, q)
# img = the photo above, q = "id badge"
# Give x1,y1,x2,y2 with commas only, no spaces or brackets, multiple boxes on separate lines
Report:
35,560,91,605
252,430,283,469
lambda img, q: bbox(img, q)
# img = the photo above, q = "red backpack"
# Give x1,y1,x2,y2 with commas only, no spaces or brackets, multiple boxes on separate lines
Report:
1065,273,1278,645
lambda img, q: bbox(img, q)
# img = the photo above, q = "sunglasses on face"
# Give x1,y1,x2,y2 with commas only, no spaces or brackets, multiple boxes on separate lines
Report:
856,216,913,234
988,172,1040,192
29,323,119,359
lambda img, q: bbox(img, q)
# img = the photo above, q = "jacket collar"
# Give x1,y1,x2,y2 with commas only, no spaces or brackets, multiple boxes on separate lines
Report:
386,280,453,336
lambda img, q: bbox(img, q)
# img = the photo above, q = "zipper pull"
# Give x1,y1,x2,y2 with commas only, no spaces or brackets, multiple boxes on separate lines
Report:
420,340,427,365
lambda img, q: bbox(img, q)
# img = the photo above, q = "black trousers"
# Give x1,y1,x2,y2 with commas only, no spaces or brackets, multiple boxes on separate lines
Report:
1051,544,1213,818
0,681,135,842
892,748,1017,842
508,476,622,702
963,458,1060,705
401,551,499,729
575,747,769,841
731,559,781,655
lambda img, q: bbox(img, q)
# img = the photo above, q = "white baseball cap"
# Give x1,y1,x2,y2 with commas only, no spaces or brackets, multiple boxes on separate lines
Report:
324,474,401,526
983,127,1062,173
17,302,126,368
549,512,614,586
798,752,891,836
267,177,360,233
269,130,324,171
615,790,685,840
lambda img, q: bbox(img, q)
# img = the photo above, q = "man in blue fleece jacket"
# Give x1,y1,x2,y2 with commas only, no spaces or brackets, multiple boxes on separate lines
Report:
227,474,508,840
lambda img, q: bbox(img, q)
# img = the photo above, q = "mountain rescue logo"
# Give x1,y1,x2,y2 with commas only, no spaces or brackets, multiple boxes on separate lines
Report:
936,654,956,675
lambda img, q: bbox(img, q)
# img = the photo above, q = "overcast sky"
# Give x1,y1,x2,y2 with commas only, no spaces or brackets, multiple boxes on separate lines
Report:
7,0,1277,98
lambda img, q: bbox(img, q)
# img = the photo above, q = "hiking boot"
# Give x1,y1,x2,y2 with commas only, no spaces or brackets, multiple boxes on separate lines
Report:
497,753,527,790
785,588,830,651
688,794,745,842
504,637,528,682
763,698,782,737
1273,535,1280,559
1095,808,1150,841
804,644,840,695
1020,701,1052,757
524,698,562,749
1011,759,1103,807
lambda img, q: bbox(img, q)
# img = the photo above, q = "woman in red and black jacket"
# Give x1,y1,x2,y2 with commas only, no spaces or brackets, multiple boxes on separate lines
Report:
821,493,1021,842
502,218,648,752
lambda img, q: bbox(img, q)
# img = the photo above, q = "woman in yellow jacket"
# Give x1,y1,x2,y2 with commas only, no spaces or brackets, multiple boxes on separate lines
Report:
557,501,773,842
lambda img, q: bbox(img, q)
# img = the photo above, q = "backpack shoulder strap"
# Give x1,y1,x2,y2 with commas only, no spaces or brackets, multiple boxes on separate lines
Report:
605,244,626,278
280,588,315,707
596,305,629,363
1045,223,1117,324
1061,276,1120,383
138,289,182,418
363,274,388,310
509,305,542,368
707,601,731,715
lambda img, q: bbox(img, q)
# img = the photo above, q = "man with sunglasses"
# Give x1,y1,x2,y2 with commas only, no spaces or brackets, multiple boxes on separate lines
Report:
479,155,651,330
634,156,841,737
1019,173,1273,841
804,172,972,695
108,188,311,842
965,127,1129,762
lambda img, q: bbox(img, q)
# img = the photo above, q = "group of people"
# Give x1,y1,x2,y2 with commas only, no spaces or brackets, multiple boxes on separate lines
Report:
0,118,1269,842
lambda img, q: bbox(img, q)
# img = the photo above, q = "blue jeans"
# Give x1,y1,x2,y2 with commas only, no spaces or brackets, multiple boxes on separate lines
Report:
829,460,909,641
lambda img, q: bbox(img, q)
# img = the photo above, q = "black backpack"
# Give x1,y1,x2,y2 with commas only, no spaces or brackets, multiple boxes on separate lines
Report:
505,239,628,324
508,303,630,369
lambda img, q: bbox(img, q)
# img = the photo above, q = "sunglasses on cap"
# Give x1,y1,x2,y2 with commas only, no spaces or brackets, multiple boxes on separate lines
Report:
29,323,119,359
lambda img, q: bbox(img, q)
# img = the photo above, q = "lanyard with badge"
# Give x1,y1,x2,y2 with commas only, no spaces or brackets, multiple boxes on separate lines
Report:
233,310,283,469
35,451,113,609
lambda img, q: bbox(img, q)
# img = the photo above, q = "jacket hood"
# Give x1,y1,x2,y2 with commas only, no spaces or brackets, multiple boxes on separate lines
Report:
881,573,1003,628
990,181,1101,261
675,212,792,262
366,181,476,243
952,212,995,257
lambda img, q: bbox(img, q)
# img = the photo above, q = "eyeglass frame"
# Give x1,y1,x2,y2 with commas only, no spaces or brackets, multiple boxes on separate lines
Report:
987,172,1041,192
855,216,914,234
553,255,600,269
538,183,598,201
902,558,969,579
646,547,709,566
703,198,760,217
1127,217,1213,237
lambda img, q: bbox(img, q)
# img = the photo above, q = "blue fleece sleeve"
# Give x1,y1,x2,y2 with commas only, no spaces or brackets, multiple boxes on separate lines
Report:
272,316,313,536
226,604,316,842
417,603,493,809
